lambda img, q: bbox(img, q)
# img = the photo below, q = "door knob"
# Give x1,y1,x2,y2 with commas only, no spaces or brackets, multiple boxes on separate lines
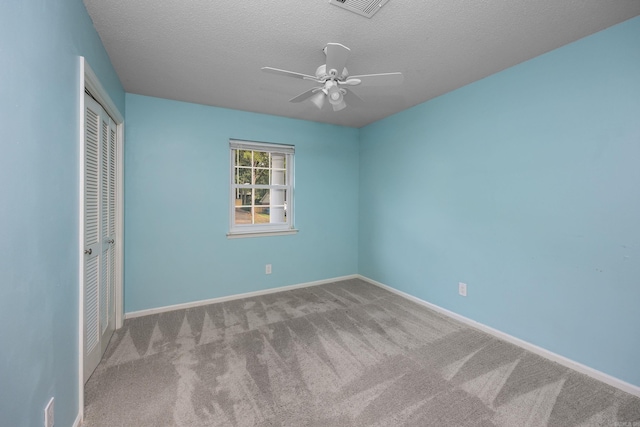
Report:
108,239,114,244
84,248,92,255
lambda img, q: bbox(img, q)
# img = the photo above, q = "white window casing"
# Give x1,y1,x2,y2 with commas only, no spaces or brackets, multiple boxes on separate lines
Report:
228,140,297,238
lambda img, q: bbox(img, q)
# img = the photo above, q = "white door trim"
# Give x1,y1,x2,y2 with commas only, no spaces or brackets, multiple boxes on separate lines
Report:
78,57,125,423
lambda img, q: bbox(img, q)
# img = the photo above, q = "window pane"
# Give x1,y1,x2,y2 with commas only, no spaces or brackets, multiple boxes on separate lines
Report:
235,187,252,206
271,187,287,223
255,168,269,185
234,207,252,224
254,207,270,224
235,167,251,184
270,206,286,223
237,150,252,167
271,188,286,204
255,189,269,205
254,151,269,168
272,168,286,185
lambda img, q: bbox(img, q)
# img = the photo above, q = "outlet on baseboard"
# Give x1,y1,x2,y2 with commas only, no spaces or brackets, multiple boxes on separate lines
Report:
265,264,272,275
44,397,54,427
458,282,467,297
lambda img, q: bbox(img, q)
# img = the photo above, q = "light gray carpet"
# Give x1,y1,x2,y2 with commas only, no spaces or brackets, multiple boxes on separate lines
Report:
84,279,640,426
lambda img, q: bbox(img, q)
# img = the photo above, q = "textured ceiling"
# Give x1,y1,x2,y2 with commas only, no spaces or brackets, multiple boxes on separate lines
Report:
83,0,640,128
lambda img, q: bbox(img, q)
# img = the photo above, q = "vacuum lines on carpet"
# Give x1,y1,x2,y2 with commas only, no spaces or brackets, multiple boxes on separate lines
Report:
84,279,640,426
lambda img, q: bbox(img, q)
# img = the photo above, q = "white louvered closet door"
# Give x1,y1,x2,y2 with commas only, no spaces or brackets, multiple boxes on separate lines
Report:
84,93,116,382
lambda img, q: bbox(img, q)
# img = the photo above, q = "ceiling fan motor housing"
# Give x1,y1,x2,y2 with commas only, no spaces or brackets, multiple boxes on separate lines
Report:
315,64,349,81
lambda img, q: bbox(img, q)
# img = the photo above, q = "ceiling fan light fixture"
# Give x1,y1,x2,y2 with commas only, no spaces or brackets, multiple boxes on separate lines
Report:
310,91,325,109
332,99,347,111
327,84,343,105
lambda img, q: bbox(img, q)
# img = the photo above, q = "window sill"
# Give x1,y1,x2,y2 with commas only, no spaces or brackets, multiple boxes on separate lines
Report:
226,229,299,239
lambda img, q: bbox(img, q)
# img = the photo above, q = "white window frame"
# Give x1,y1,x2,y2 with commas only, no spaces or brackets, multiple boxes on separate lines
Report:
227,139,297,238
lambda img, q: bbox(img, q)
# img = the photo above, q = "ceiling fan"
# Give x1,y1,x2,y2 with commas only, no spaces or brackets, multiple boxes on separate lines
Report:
261,43,404,112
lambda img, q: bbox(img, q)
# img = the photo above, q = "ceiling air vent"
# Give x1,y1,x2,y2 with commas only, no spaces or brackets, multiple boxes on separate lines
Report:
329,0,390,19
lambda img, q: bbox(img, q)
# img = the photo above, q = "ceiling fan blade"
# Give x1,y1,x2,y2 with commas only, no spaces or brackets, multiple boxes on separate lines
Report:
325,43,350,77
289,87,322,103
343,89,365,107
262,67,318,81
347,72,404,87
338,79,361,86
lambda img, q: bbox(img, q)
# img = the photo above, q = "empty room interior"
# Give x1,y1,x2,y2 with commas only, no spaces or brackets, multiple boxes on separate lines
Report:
2,0,640,426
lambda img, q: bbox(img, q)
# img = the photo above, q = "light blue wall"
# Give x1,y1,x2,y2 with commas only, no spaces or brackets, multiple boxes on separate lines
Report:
1,4,636,425
359,17,640,387
0,1,124,426
124,94,359,312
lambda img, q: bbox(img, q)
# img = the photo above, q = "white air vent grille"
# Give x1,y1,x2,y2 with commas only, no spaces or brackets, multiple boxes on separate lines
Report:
329,0,390,18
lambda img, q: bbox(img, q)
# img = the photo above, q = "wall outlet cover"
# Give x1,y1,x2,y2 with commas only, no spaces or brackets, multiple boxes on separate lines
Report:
458,282,467,297
265,264,272,275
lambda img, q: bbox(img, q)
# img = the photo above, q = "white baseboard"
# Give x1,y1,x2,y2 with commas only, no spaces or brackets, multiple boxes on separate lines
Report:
73,412,82,427
125,274,360,319
358,275,640,398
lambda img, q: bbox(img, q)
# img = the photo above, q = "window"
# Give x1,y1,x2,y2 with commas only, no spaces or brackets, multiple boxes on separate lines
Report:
228,140,296,237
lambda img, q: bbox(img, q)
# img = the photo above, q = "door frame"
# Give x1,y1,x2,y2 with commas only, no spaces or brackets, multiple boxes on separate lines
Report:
77,57,125,422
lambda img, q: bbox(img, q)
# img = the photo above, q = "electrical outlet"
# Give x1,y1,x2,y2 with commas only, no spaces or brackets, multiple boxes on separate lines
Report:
458,282,467,297
44,397,54,427
265,264,272,275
